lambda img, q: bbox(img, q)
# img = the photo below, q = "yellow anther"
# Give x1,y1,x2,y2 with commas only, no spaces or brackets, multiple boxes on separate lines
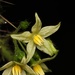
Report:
33,35,44,46
33,64,45,75
12,65,22,75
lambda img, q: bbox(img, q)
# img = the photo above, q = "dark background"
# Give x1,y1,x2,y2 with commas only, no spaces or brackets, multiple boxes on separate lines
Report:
0,0,74,75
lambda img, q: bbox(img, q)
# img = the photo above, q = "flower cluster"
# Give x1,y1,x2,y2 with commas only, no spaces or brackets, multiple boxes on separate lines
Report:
0,12,61,75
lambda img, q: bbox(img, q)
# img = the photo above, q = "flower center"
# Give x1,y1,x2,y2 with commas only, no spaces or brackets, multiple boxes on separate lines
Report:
33,35,44,46
12,65,22,75
33,64,45,75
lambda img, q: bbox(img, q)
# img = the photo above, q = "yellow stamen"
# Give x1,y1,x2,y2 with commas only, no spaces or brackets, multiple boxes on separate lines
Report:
33,64,45,75
33,35,44,46
12,65,22,75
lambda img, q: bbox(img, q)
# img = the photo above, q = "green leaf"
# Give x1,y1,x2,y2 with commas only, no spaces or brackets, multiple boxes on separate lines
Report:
39,22,61,38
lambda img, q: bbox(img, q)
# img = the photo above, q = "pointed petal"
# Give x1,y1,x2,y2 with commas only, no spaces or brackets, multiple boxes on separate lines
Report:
11,31,31,42
31,13,42,33
39,22,61,38
2,67,12,75
23,65,36,75
37,39,54,56
40,63,52,72
21,56,27,64
0,61,14,71
13,61,23,66
26,41,36,63
21,70,26,75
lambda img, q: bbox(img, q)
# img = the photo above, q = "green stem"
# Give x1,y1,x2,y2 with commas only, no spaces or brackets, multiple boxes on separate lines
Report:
18,41,27,54
13,40,19,52
13,40,25,61
13,25,21,33
31,53,58,66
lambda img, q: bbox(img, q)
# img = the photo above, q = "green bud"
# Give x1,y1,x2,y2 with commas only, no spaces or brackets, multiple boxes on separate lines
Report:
19,20,30,30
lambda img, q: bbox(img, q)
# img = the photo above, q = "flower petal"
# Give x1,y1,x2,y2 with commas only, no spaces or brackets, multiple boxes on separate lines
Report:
33,64,45,75
37,39,58,56
2,67,12,75
31,13,42,33
47,39,59,54
40,63,52,72
0,61,14,71
26,41,36,63
21,70,26,75
37,39,53,56
39,22,61,38
21,56,27,64
11,31,31,42
23,65,36,75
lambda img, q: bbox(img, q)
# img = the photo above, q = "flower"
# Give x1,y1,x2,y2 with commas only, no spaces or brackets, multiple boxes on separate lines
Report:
12,65,22,75
11,12,61,62
33,64,45,75
28,50,58,75
0,57,36,75
31,57,54,75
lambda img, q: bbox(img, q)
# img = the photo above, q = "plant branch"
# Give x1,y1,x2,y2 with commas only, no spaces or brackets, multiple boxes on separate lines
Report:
0,14,17,29
0,0,15,5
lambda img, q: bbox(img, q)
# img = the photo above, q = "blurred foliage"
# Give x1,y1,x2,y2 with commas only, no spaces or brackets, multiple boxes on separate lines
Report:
0,19,30,62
